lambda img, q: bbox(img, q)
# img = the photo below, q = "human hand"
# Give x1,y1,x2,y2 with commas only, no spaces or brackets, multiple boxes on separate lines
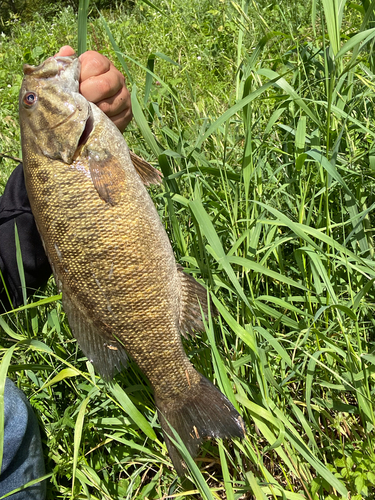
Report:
55,46,132,133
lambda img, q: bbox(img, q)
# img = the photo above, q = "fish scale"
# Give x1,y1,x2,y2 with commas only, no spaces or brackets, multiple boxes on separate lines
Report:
19,54,245,475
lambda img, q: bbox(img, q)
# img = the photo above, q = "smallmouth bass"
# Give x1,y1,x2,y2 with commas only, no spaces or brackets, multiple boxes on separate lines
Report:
19,55,245,475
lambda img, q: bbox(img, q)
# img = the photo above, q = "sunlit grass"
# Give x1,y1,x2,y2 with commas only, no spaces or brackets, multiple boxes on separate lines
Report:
1,0,375,498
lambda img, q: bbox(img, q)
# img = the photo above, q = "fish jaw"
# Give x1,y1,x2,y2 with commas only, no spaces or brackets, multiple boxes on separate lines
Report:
19,55,91,165
23,56,81,92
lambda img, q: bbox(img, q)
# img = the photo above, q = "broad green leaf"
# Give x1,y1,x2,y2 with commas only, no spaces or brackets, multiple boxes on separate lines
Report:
20,339,53,354
336,27,375,59
108,382,156,440
0,316,25,340
362,354,375,365
295,116,306,150
41,367,80,389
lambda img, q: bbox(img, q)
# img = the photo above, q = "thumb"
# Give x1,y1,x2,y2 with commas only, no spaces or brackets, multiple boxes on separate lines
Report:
54,45,76,57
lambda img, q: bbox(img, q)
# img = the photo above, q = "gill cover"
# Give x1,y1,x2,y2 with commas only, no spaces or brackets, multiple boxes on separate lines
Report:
19,55,90,164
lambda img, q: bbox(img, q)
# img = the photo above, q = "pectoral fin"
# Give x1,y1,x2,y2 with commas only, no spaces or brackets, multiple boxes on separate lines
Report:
87,149,126,205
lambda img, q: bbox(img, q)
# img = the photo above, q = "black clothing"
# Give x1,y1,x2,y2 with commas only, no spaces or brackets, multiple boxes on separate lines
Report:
0,164,51,312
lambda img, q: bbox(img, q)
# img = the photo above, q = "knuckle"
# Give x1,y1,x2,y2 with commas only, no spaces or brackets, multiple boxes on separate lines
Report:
98,100,111,114
98,77,112,96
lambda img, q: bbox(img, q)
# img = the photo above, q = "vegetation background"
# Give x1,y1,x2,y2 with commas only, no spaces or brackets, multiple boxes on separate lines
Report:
1,0,375,498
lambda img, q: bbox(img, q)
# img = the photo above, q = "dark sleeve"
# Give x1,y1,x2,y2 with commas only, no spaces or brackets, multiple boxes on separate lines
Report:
0,163,52,312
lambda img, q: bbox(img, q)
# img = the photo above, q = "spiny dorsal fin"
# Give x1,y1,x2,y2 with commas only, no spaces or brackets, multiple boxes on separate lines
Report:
177,265,217,337
129,151,163,186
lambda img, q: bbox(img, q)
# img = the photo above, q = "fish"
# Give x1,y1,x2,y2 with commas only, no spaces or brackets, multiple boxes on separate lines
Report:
19,54,246,475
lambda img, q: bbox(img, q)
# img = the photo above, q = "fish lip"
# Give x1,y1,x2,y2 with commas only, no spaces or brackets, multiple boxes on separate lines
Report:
23,55,78,78
53,55,79,76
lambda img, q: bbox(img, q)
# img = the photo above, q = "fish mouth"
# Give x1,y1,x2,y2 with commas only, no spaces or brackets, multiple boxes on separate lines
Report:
23,55,79,83
78,108,94,148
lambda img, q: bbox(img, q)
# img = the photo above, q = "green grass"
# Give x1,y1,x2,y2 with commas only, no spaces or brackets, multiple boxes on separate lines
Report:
1,0,375,498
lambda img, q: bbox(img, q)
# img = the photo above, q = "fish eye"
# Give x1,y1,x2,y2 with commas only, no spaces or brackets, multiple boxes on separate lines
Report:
23,92,37,107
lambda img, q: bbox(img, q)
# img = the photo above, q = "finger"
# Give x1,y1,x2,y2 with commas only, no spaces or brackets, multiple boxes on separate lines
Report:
107,107,133,133
96,85,129,117
79,51,111,81
55,45,75,57
95,87,132,132
79,64,124,103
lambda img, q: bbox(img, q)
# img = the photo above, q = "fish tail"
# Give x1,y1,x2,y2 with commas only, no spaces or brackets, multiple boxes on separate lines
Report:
155,374,246,476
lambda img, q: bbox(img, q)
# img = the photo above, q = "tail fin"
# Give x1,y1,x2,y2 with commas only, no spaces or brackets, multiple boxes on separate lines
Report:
156,375,246,476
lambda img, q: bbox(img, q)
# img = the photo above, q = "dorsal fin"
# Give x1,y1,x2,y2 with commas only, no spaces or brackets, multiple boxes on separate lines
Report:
129,151,163,186
177,265,217,337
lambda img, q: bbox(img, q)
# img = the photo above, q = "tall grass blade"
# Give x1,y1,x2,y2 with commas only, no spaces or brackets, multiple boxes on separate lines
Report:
77,0,89,56
322,0,347,54
196,77,280,148
72,394,91,493
14,224,26,307
203,304,239,409
336,27,375,58
131,85,161,157
166,425,214,500
99,13,133,83
211,295,258,355
41,367,80,390
246,471,268,500
189,198,252,309
218,440,234,500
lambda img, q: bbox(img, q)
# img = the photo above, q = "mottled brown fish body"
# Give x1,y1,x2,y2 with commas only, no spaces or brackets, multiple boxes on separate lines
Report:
19,55,245,475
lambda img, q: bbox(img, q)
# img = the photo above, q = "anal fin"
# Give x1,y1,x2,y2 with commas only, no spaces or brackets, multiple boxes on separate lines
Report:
62,290,127,380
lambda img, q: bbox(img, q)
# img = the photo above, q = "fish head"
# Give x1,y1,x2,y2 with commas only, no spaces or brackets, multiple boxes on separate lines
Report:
19,55,91,164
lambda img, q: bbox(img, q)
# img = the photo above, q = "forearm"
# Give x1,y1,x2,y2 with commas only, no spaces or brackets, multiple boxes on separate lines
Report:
0,164,51,312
